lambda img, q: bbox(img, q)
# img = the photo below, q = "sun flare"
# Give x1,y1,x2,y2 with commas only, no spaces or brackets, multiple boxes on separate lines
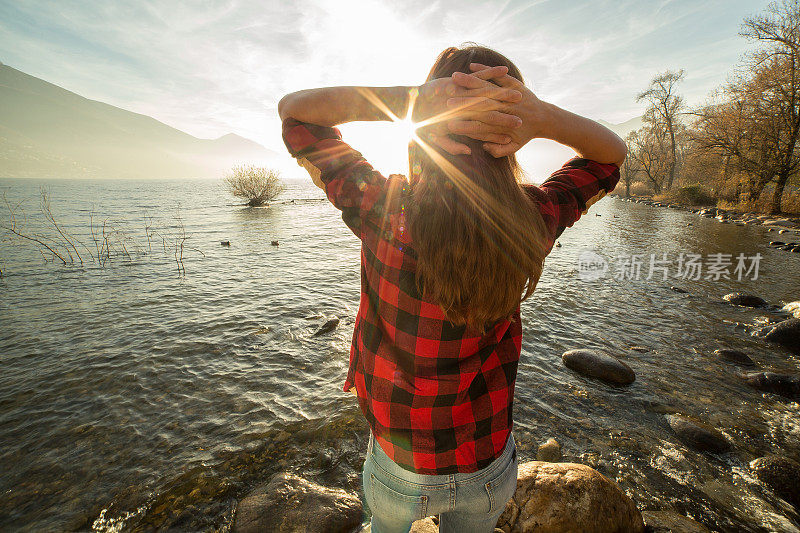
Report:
396,116,420,145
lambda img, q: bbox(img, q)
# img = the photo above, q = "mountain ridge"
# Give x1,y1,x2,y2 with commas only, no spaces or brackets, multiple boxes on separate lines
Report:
0,62,276,179
596,116,643,138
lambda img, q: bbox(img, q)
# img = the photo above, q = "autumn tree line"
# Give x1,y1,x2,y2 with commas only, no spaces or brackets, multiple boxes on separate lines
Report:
621,0,800,215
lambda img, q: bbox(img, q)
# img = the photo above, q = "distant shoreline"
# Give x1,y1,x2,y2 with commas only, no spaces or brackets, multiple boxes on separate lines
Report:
609,193,800,234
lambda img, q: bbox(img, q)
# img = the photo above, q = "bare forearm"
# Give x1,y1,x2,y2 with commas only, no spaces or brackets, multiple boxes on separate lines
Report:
534,101,627,167
278,86,412,127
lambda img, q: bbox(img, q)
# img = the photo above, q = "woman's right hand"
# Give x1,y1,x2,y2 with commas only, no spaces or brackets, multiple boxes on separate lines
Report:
451,63,627,165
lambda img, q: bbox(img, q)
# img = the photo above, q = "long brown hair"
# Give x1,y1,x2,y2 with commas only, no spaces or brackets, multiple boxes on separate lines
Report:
408,44,550,332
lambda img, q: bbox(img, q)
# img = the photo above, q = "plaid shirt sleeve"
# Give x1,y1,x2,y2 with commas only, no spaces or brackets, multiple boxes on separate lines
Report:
282,117,387,237
523,157,620,242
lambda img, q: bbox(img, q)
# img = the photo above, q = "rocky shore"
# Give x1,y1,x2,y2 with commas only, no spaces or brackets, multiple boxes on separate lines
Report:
232,429,800,532
232,447,716,532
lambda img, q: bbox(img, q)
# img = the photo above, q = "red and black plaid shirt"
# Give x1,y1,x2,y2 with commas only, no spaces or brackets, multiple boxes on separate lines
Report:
283,117,620,474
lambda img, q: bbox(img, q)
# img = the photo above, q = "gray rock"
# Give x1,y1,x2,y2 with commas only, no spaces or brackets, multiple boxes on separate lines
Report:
722,292,767,307
759,318,800,355
536,438,562,462
562,349,635,385
739,371,800,399
714,348,755,366
666,414,731,453
313,317,340,337
750,455,800,508
496,461,645,533
233,473,362,533
642,511,711,532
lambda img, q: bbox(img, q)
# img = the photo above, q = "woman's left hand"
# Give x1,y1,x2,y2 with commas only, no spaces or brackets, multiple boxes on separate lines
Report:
413,66,524,155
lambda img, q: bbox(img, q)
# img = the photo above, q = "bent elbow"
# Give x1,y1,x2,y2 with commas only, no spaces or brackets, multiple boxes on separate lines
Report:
614,138,628,168
277,93,293,121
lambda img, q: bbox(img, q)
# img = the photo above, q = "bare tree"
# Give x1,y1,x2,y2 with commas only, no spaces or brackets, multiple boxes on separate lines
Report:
626,128,671,194
742,0,800,213
637,70,686,191
621,132,641,197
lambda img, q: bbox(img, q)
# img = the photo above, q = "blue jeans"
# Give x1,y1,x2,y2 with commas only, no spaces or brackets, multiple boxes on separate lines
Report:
362,431,518,533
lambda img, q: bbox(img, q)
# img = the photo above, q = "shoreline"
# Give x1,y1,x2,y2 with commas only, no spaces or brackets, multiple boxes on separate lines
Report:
608,194,800,251
609,193,800,226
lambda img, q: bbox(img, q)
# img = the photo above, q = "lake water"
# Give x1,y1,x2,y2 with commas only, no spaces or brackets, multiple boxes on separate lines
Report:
1,176,799,532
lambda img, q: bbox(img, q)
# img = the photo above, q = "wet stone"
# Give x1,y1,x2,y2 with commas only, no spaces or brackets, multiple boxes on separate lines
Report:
536,438,562,462
233,473,362,533
562,349,635,385
722,292,767,308
313,317,340,337
750,455,800,509
759,318,800,355
666,414,731,453
714,348,755,367
642,510,711,532
739,371,800,399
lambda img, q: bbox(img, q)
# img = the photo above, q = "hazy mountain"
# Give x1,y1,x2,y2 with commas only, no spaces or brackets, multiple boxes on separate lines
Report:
597,116,643,139
0,62,278,178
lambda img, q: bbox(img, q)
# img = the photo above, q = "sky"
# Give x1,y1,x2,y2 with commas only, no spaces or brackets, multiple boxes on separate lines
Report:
0,0,771,180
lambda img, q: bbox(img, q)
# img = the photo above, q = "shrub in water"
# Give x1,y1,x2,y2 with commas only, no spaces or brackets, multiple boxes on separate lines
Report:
224,165,285,207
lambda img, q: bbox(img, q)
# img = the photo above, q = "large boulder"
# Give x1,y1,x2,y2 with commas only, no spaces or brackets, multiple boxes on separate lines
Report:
750,456,800,509
562,349,635,385
758,318,800,355
233,473,362,533
722,292,767,307
495,461,645,533
666,414,731,453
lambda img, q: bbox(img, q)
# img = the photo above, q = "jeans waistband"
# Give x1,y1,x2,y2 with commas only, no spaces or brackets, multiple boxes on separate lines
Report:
368,430,516,484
